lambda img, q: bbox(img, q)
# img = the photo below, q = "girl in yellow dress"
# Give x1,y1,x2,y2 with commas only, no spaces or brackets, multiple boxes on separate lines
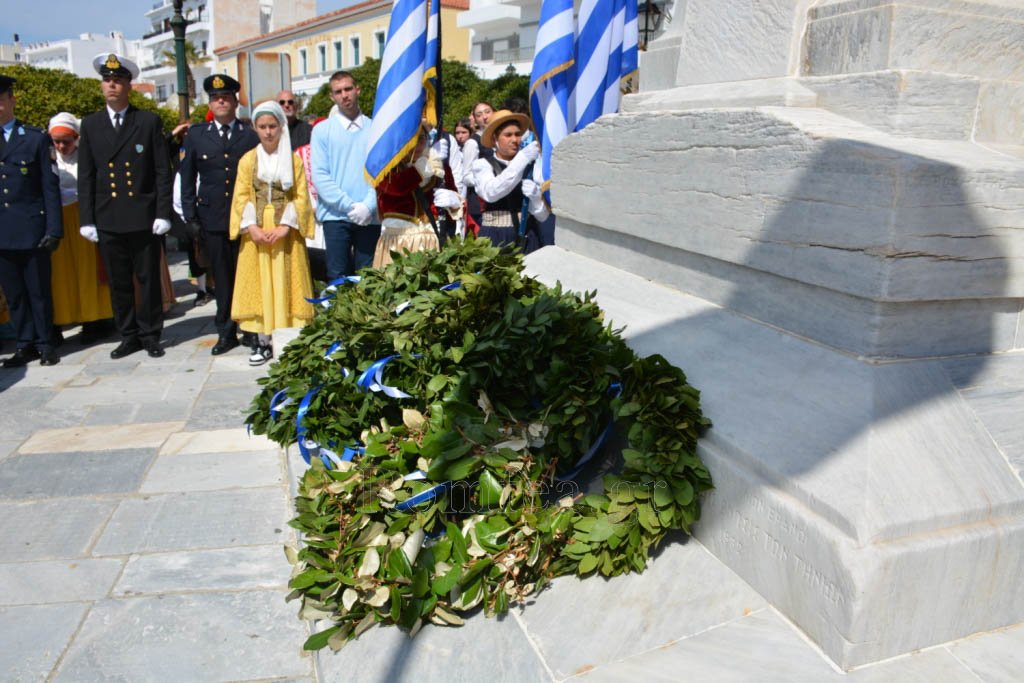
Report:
229,101,315,366
47,113,113,343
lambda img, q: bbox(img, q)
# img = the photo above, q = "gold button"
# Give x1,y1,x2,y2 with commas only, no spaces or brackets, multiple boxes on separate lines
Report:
126,172,132,177
2,189,7,194
224,192,229,196
110,183,116,188
224,154,228,158
109,173,115,178
108,162,114,168
127,181,132,186
128,191,133,197
112,192,117,197
125,162,130,167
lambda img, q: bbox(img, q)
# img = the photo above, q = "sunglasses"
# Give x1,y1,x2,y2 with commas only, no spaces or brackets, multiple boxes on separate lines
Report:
279,99,295,106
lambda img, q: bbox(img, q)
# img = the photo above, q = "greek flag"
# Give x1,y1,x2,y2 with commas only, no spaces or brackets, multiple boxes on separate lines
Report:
424,0,442,127
572,0,627,132
365,0,428,187
529,0,575,204
621,0,638,87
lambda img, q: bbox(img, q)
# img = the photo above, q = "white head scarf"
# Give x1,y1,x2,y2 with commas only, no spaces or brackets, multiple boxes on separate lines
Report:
251,100,293,191
48,111,81,137
48,112,81,196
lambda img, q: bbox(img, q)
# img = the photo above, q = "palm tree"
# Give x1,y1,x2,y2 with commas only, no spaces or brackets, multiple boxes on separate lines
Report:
160,40,210,101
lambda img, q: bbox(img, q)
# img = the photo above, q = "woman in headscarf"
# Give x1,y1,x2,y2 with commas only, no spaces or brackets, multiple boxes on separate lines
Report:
372,123,460,268
471,109,547,248
229,100,315,366
47,112,113,343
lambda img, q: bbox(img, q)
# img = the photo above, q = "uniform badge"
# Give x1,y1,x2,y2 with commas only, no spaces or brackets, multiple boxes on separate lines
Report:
212,76,225,89
135,144,144,153
20,167,28,175
105,54,121,70
179,149,186,161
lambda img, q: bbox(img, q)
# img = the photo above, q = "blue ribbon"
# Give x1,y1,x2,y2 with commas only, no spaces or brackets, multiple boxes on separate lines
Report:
269,388,291,421
396,481,448,512
356,354,415,399
294,385,322,464
395,280,462,314
306,276,361,306
558,382,623,482
324,341,343,359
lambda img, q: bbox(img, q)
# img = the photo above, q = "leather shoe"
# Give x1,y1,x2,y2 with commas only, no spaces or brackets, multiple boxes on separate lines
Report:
110,339,142,359
2,347,41,368
39,349,60,366
143,341,165,358
211,335,239,355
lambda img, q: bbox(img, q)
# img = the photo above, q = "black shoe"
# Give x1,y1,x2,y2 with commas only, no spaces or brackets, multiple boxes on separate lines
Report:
51,329,65,347
248,343,273,366
143,341,165,358
240,331,256,347
194,290,214,307
211,335,239,355
110,339,142,359
2,347,41,368
79,321,106,345
39,349,60,366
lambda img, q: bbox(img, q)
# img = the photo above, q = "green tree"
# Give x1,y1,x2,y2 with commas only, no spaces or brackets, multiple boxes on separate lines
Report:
0,63,178,133
160,40,211,68
304,59,529,131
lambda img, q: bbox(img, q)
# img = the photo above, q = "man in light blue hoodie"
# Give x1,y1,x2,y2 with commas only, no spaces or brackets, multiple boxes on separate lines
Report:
310,71,379,279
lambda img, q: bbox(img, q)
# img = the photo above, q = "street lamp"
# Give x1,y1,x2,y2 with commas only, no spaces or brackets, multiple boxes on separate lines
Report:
638,0,664,51
171,0,190,121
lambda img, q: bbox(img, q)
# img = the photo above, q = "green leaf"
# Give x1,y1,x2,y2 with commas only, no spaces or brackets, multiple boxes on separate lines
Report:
431,564,461,596
303,626,341,651
478,470,503,508
578,553,599,574
427,374,449,393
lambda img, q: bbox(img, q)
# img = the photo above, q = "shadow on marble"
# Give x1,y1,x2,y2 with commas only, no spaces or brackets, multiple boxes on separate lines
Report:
0,448,156,499
52,591,311,682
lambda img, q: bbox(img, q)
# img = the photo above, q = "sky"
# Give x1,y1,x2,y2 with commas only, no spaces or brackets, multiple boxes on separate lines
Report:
1,1,360,45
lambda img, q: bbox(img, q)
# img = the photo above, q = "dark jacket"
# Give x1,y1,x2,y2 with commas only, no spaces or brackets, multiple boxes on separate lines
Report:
178,119,259,232
0,120,63,249
77,105,172,232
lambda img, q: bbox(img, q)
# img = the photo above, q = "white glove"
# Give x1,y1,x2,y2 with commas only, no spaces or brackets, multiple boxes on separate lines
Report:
80,225,99,243
413,156,433,181
522,179,541,202
433,188,461,209
347,202,372,226
435,137,449,161
518,141,540,164
152,218,172,236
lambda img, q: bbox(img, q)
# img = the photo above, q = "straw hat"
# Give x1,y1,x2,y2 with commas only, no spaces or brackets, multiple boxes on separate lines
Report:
481,109,533,148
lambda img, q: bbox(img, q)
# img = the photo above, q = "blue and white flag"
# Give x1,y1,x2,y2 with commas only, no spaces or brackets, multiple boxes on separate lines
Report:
572,0,626,132
365,0,428,187
424,0,442,127
621,0,638,87
529,0,575,204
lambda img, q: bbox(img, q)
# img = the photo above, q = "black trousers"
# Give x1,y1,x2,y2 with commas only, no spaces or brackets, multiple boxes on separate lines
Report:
0,248,54,352
202,229,238,338
97,230,163,344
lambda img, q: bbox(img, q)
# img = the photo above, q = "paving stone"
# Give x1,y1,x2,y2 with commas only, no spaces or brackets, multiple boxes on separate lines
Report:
160,428,277,455
46,374,176,409
0,499,116,560
0,363,82,389
0,440,20,461
84,403,140,425
316,608,551,683
52,591,311,682
0,387,89,440
212,352,271,373
81,360,141,377
185,385,262,431
92,488,290,555
0,603,89,681
140,450,282,493
946,622,1024,683
115,546,287,595
205,370,266,388
0,449,156,499
517,538,765,680
133,399,195,424
19,421,185,454
0,558,123,605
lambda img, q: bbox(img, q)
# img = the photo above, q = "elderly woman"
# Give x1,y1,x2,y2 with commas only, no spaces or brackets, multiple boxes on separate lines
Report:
470,109,547,248
372,124,460,267
47,112,113,343
229,101,315,366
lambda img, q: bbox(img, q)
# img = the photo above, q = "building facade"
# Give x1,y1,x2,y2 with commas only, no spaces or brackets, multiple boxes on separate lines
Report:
137,0,316,105
215,0,470,99
23,32,139,79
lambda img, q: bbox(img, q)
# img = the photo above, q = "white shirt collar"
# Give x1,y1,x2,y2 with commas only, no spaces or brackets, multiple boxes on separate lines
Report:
213,119,237,130
332,106,366,131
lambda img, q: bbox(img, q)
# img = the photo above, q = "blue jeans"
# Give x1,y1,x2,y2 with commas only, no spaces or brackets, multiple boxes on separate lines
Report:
322,220,380,280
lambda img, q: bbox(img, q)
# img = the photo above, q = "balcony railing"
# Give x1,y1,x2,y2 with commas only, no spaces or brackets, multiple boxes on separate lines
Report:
492,46,533,63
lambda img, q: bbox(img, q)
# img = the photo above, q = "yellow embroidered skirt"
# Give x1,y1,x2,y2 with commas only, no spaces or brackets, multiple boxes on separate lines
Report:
50,202,113,325
373,216,439,268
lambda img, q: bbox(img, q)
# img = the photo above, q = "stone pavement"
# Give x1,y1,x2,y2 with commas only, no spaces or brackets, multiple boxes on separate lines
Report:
0,250,1022,682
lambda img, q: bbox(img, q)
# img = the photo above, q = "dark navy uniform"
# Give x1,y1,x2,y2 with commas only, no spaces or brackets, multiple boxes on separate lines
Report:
77,54,172,358
178,74,258,348
0,109,64,365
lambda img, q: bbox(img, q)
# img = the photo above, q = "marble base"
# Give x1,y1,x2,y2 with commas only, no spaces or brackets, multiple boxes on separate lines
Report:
524,247,1024,669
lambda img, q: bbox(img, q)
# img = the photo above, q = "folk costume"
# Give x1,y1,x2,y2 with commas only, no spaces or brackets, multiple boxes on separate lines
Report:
47,113,113,330
179,74,259,354
0,75,64,367
229,101,315,364
77,53,172,359
372,148,450,268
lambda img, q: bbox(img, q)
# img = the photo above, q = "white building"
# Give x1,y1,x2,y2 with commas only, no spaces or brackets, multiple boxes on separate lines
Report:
137,0,316,105
24,32,138,78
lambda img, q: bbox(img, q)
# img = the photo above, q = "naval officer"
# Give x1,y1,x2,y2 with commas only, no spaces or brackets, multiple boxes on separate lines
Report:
0,75,64,367
77,53,172,359
178,74,258,355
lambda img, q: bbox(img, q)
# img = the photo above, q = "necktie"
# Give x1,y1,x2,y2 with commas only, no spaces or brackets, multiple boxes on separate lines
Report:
0,128,6,154
113,113,122,132
220,124,229,141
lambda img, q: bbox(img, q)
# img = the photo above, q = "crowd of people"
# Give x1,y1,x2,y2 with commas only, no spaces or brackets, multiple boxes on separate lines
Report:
0,52,554,371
